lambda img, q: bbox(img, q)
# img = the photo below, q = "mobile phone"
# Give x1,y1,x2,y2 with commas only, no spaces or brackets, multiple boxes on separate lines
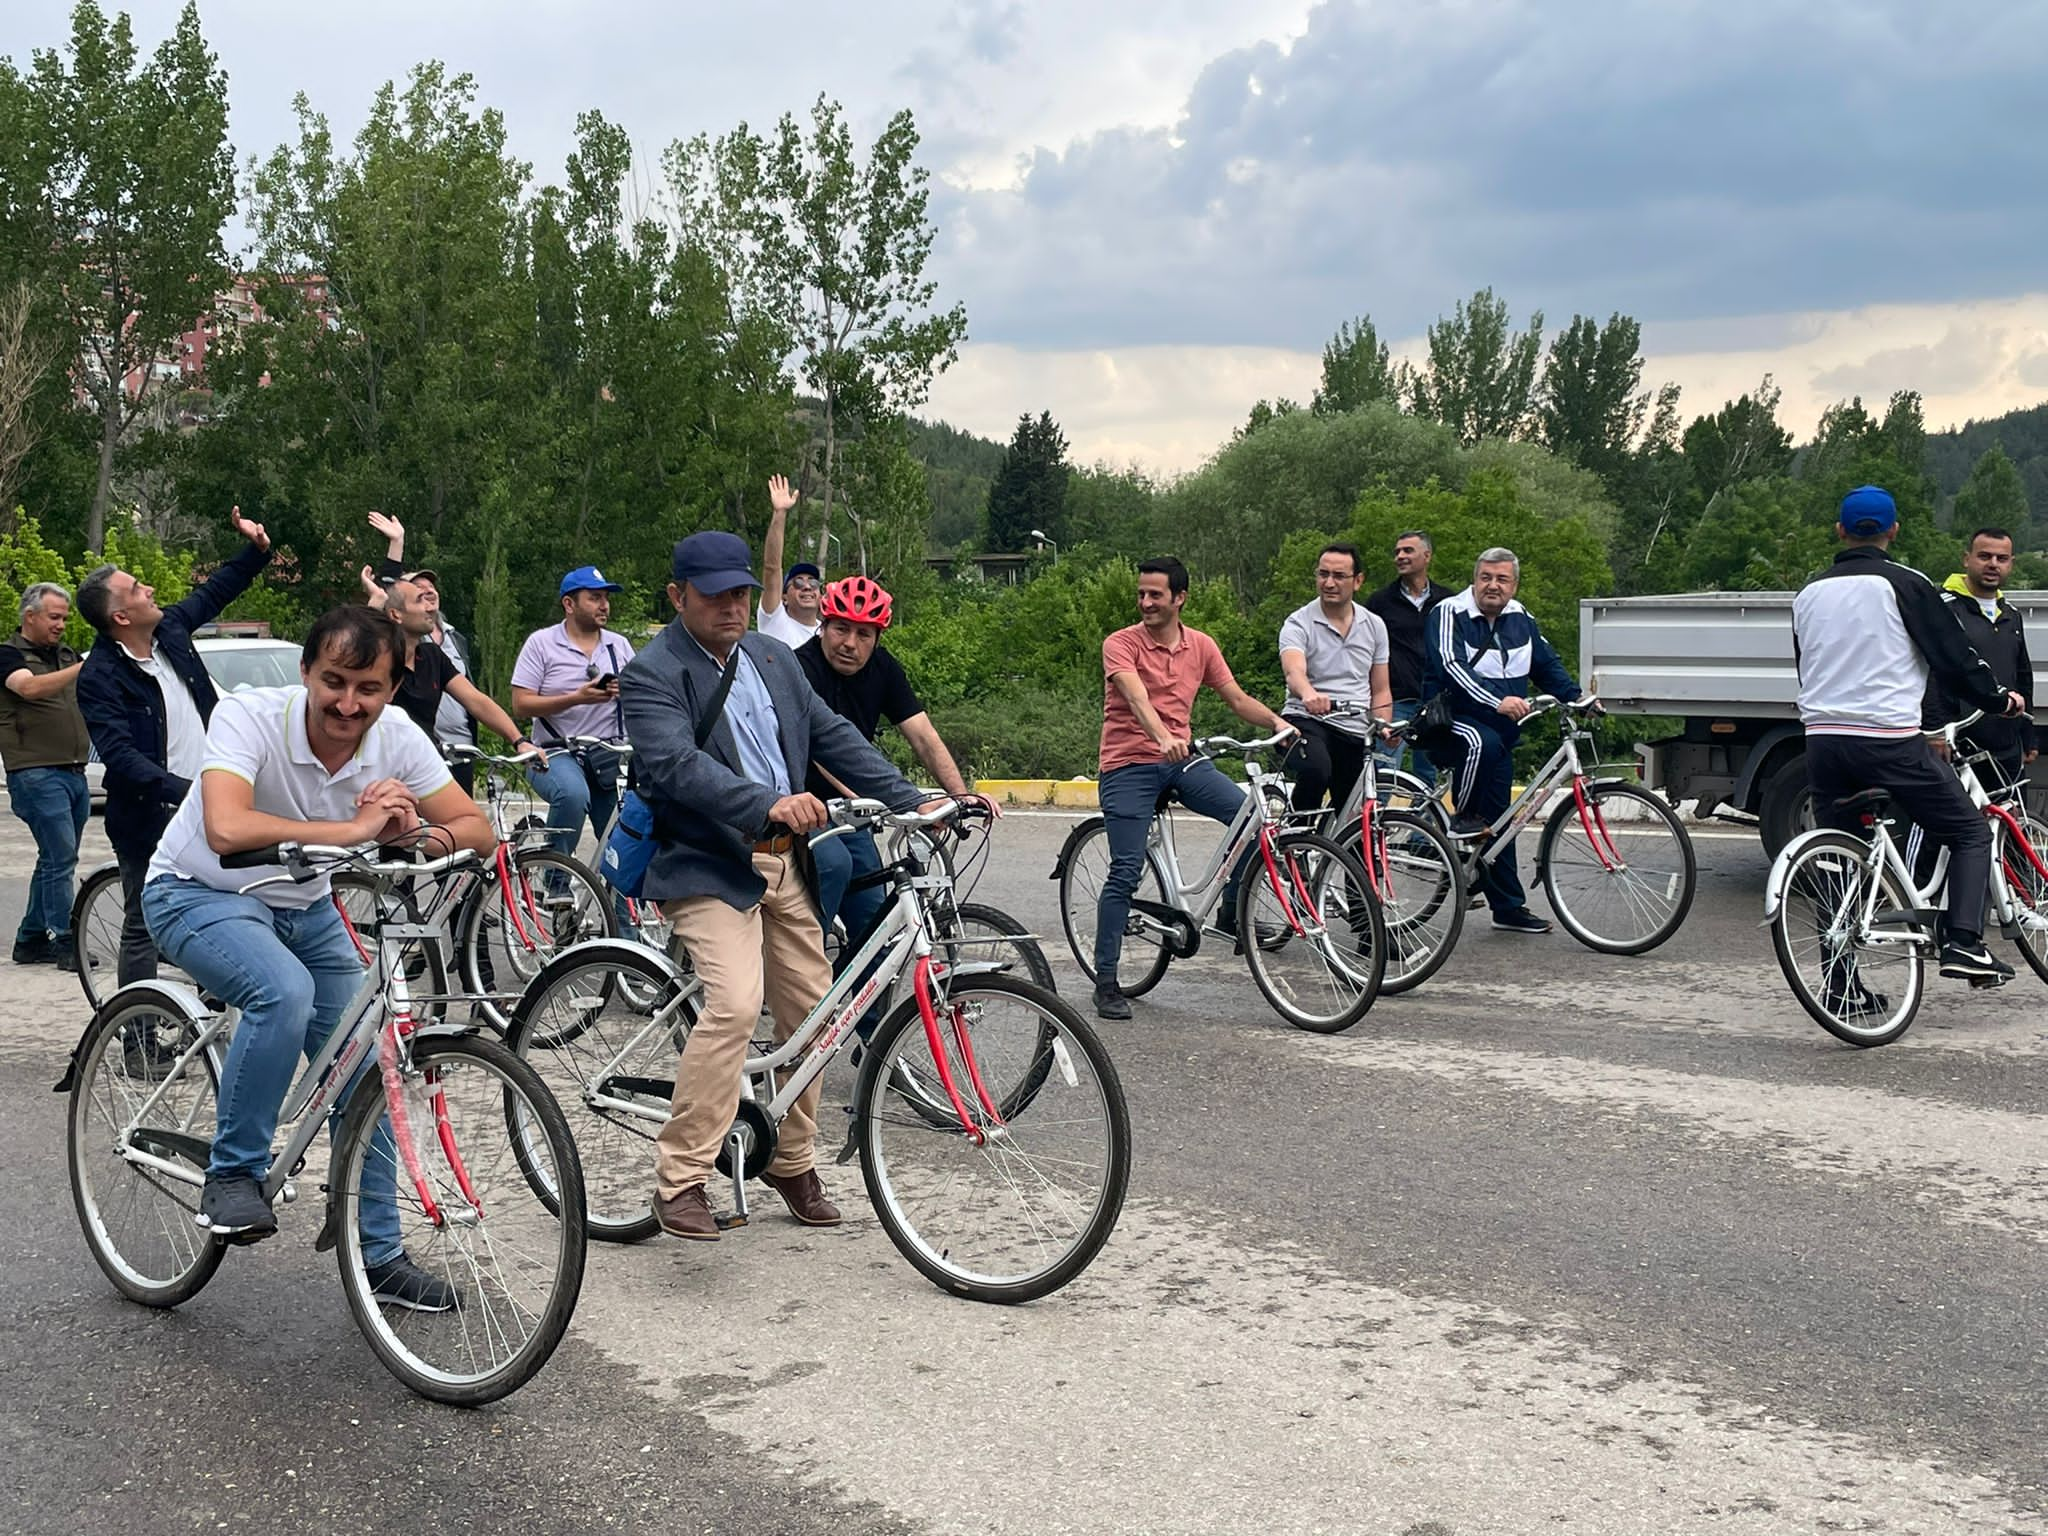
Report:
598,673,618,690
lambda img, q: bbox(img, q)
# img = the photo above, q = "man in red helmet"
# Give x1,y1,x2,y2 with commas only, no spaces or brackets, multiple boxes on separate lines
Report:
795,575,981,950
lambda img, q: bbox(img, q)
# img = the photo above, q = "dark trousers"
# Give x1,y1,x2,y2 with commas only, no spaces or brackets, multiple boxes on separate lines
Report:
115,843,160,986
1808,733,1990,945
1286,716,1370,819
1432,716,1529,914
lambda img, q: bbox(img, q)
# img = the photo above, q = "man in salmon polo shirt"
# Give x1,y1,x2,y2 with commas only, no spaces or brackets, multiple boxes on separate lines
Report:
1091,556,1292,1021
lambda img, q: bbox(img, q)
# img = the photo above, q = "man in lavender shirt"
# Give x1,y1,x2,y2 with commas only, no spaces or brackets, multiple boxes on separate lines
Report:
510,566,638,863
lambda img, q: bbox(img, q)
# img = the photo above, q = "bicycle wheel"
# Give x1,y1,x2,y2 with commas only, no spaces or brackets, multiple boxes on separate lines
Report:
1055,816,1173,996
71,861,127,1008
1770,831,1926,1047
1998,810,2048,985
1237,830,1386,1032
330,872,453,1024
1538,782,1697,954
507,943,693,1243
331,1032,587,1406
460,848,616,1031
938,901,1058,992
1337,810,1464,995
613,894,676,1011
856,973,1130,1303
66,986,225,1307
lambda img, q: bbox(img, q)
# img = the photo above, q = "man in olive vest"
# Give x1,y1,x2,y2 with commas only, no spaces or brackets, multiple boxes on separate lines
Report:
2,582,91,966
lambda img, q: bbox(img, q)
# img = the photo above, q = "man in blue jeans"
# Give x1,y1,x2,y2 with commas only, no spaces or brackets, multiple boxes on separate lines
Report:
2,581,91,967
1092,557,1292,1020
142,607,495,1308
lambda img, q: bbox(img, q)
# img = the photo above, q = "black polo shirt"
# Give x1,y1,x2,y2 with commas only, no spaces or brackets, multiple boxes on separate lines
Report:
393,639,459,740
795,637,922,797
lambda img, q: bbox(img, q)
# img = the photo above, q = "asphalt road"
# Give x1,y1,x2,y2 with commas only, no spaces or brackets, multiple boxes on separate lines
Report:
4,808,2046,1535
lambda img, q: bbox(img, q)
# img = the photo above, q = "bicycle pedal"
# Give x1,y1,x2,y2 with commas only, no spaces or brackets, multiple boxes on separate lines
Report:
713,1211,749,1231
1968,973,2011,990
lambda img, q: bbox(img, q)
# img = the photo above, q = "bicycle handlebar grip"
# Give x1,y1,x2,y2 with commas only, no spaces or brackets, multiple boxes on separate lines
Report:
220,844,285,870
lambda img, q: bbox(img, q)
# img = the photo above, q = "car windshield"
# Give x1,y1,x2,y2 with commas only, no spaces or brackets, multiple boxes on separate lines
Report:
200,645,301,693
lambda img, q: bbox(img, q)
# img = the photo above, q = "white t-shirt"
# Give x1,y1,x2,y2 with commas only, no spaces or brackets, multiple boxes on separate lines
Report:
148,686,453,908
757,601,818,649
134,642,205,782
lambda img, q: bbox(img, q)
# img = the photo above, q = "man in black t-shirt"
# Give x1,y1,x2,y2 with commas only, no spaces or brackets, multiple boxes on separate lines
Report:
381,578,539,758
794,576,980,949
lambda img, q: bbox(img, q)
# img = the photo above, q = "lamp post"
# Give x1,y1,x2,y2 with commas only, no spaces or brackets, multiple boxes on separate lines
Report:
1030,529,1059,565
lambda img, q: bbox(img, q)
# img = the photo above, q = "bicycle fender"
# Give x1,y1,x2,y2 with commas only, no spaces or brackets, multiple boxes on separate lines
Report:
53,979,213,1094
1762,827,1854,919
1050,815,1106,879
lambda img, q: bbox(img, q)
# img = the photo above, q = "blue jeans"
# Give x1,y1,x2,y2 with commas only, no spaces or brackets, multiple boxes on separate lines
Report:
813,827,889,1035
142,878,402,1266
1377,699,1438,791
529,745,628,924
1093,758,1250,982
7,765,88,943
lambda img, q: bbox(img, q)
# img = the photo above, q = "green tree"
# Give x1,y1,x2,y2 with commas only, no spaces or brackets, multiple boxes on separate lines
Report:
840,415,934,583
1682,476,1831,590
2,2,233,551
984,411,1070,553
1408,287,1543,445
1064,467,1157,558
1952,443,2032,545
667,96,967,566
1312,316,1407,416
1536,313,1661,486
1236,397,1301,439
1681,377,1794,504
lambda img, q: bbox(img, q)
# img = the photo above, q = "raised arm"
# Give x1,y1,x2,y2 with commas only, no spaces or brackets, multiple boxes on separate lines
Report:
165,507,273,632
446,673,535,753
759,474,798,617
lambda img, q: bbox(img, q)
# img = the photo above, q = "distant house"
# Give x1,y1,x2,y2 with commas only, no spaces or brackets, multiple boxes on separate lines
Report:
924,552,1038,585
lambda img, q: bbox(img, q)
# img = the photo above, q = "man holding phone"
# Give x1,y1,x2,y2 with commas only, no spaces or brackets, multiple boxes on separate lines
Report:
511,565,638,863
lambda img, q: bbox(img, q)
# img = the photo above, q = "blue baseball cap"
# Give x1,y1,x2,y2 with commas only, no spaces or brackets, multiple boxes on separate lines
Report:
1840,485,1898,537
785,561,823,585
560,564,623,597
672,531,762,595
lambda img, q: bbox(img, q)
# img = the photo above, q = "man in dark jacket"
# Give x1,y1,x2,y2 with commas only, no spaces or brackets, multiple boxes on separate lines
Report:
75,508,272,986
1364,529,1456,787
2,581,90,965
619,530,931,1243
1924,527,2035,790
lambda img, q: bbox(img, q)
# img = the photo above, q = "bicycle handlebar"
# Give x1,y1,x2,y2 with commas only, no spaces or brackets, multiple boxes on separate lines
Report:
1928,709,1988,741
222,840,481,889
556,735,633,757
1193,726,1299,758
446,743,544,767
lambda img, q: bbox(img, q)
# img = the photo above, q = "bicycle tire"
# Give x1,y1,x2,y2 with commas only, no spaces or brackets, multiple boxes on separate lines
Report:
856,973,1130,1303
331,1032,587,1406
941,901,1058,992
1055,816,1174,996
67,984,226,1307
1769,831,1926,1047
1538,782,1697,955
1335,810,1464,994
459,847,616,1032
507,941,695,1243
1237,829,1386,1032
71,861,127,1009
1998,810,2048,986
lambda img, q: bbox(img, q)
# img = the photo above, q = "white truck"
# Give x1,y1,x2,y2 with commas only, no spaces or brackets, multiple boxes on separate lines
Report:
1579,591,2048,855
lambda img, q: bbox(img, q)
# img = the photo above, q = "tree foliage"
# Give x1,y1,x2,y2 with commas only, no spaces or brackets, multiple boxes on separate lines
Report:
1952,443,2031,545
1312,316,1407,416
1408,287,1543,445
984,411,1070,553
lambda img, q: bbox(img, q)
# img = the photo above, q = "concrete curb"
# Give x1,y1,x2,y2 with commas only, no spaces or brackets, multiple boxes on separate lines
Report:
974,776,1729,826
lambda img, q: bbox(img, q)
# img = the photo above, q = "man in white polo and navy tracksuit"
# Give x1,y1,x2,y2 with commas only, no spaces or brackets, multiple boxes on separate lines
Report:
1792,484,2027,997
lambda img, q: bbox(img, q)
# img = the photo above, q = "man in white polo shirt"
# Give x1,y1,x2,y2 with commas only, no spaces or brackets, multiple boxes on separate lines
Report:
1279,541,1392,818
141,607,495,1305
756,473,824,648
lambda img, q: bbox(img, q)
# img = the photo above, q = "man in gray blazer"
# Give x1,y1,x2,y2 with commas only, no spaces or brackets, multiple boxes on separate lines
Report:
619,529,929,1242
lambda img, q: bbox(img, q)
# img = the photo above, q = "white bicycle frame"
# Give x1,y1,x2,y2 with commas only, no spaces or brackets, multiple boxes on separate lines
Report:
1131,733,1296,928
1446,695,1616,868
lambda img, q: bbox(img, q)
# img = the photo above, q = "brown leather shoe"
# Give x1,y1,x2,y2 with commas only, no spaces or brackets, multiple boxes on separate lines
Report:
761,1168,842,1227
654,1184,720,1241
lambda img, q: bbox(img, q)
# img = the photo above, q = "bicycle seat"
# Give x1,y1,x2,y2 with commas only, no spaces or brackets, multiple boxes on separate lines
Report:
1153,787,1175,814
1834,789,1893,815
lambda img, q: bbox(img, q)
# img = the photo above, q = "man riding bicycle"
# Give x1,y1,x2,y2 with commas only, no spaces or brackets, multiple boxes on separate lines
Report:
1793,485,2027,998
1278,541,1392,819
510,566,637,862
140,607,496,1306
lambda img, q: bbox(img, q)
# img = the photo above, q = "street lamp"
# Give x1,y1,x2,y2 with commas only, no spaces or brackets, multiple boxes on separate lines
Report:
1030,529,1059,565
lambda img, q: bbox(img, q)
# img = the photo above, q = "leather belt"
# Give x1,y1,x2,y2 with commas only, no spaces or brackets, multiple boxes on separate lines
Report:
754,833,798,856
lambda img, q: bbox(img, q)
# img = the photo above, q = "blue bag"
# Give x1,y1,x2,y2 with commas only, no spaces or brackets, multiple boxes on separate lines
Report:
599,647,740,900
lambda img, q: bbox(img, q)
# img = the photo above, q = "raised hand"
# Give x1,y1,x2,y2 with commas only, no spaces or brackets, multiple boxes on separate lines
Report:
230,504,270,551
367,510,405,555
768,474,799,516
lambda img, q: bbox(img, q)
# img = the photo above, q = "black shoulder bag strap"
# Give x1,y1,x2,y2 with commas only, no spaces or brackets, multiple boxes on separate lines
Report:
695,646,742,752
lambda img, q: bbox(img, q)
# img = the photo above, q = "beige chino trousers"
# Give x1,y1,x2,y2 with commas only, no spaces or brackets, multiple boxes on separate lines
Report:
654,850,834,1198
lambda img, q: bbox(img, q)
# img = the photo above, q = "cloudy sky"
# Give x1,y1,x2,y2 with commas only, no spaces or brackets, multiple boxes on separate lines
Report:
8,0,2045,472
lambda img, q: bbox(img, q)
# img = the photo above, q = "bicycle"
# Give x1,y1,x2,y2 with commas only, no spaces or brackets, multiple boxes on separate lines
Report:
1052,728,1388,1032
1764,712,2048,1046
65,841,589,1405
508,798,1128,1303
1420,694,1697,954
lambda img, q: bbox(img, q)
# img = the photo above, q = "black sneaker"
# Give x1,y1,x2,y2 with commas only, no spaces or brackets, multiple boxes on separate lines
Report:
197,1175,279,1244
1450,812,1491,840
1491,907,1552,935
48,932,77,972
366,1252,458,1312
1092,982,1132,1021
1938,941,2014,984
11,935,53,966
1821,984,1890,1020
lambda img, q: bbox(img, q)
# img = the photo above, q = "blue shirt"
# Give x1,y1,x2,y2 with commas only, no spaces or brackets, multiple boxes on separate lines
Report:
693,636,789,797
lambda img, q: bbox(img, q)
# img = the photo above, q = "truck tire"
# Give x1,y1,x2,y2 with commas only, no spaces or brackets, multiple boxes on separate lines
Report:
1758,755,1815,859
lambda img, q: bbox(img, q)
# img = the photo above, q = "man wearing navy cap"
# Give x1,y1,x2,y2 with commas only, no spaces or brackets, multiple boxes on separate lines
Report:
1792,484,2028,1000
619,529,931,1243
757,473,824,648
511,565,638,865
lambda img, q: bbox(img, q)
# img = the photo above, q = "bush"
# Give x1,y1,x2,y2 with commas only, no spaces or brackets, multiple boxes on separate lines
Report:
911,686,1104,780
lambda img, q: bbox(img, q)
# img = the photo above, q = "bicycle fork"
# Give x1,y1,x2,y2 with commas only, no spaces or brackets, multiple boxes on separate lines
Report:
376,1014,482,1230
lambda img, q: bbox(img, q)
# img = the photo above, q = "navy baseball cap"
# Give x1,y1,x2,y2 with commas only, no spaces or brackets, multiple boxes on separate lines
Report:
672,531,762,595
560,564,623,597
785,561,823,584
1840,485,1898,536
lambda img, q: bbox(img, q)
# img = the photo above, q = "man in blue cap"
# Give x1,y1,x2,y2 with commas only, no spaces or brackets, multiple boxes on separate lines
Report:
511,565,638,864
1791,484,2028,1002
619,529,933,1243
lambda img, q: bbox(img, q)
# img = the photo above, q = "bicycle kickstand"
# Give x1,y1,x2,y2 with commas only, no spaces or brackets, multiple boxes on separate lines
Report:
715,1125,751,1231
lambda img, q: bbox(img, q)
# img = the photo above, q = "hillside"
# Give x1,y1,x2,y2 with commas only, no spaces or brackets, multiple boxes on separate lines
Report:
1925,401,2048,519
905,415,1006,551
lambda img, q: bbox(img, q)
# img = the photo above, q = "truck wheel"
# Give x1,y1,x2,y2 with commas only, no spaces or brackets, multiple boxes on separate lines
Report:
1758,756,1815,859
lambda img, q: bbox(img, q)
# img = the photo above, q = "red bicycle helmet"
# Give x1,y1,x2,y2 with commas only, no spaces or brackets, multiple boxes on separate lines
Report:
820,574,893,630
